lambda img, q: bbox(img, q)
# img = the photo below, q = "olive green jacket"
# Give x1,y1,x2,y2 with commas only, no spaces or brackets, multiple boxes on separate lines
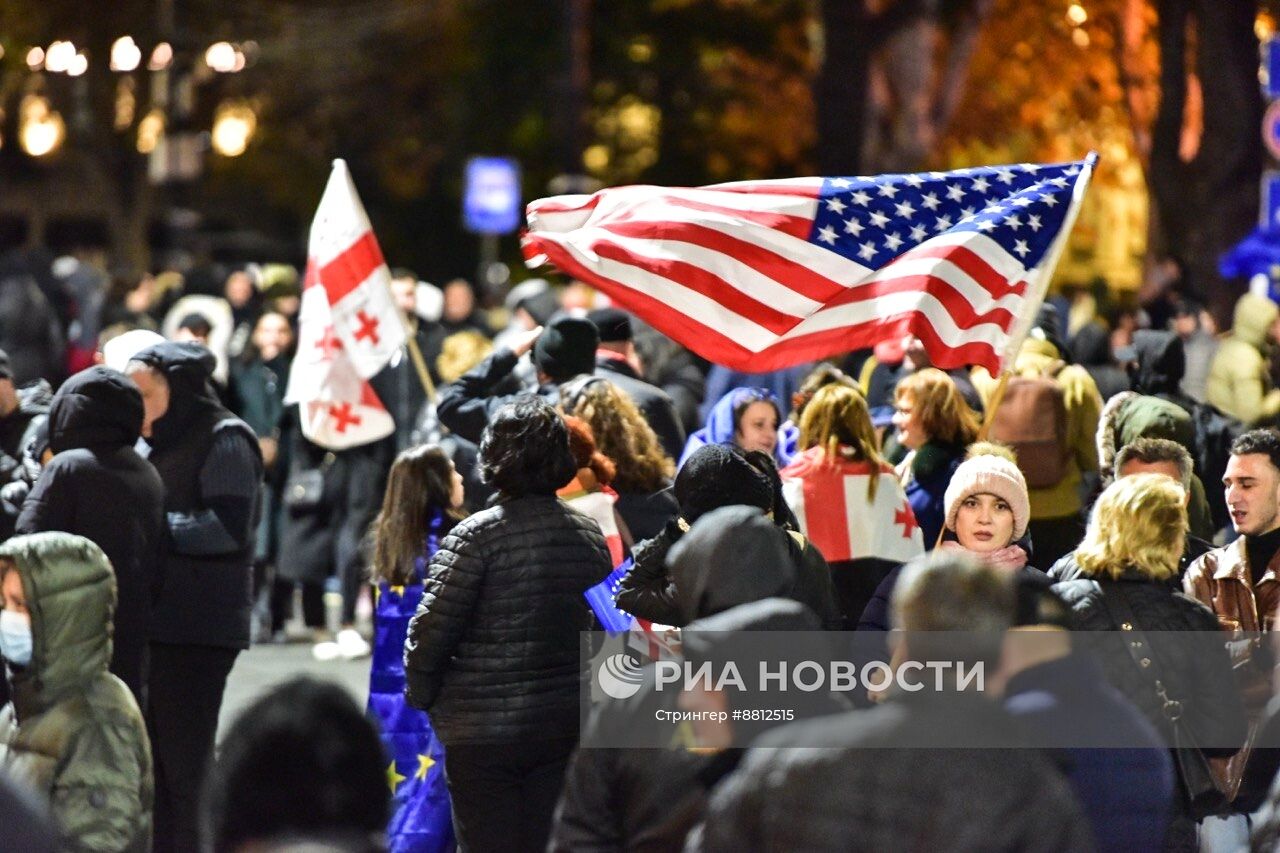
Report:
0,532,152,852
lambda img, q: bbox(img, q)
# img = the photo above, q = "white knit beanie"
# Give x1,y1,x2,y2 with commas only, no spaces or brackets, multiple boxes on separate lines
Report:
943,454,1030,541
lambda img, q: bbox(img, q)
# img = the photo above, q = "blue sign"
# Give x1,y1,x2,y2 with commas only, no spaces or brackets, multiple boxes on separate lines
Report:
1267,39,1280,99
1264,172,1280,232
463,157,521,235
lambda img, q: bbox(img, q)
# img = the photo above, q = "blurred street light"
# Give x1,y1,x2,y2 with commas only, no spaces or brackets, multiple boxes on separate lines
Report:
1066,4,1088,25
19,95,65,157
26,47,45,70
205,41,238,73
111,36,142,72
211,101,256,156
149,42,173,71
137,108,164,154
45,40,76,73
67,52,88,77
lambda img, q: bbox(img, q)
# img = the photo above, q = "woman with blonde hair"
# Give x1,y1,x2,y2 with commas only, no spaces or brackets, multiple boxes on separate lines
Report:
1052,474,1246,845
891,368,980,547
780,384,922,627
564,377,678,541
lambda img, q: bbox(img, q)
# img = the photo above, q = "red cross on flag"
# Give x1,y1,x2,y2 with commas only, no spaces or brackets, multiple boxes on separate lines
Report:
284,159,403,449
285,283,396,449
305,158,406,377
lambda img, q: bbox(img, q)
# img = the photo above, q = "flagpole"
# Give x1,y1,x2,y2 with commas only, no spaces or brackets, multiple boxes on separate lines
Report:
976,370,1011,442
404,331,438,403
975,152,1098,443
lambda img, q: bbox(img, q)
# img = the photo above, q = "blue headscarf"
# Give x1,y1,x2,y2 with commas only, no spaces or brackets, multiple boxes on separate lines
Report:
679,386,798,468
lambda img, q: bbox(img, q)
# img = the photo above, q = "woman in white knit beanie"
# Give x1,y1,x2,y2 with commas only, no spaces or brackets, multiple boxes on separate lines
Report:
939,443,1042,574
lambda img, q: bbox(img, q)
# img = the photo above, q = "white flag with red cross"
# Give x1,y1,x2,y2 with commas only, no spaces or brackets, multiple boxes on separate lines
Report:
285,283,396,449
284,159,401,450
306,158,406,376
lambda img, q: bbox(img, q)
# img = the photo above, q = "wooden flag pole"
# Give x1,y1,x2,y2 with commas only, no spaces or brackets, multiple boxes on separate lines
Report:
975,370,1012,442
404,331,437,403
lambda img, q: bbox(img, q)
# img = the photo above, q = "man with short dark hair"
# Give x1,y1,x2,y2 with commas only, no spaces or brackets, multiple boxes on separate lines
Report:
1050,437,1213,583
585,307,685,460
436,315,598,444
1186,428,1280,633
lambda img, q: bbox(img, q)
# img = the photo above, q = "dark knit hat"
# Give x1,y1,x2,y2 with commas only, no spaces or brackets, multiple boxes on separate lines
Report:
533,316,599,381
674,444,772,523
586,307,633,343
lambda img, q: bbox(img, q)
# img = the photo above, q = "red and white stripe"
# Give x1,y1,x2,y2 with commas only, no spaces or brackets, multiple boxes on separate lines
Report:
523,168,1091,375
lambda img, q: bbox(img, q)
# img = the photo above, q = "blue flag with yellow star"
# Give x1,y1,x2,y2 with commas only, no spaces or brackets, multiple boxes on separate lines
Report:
368,511,454,852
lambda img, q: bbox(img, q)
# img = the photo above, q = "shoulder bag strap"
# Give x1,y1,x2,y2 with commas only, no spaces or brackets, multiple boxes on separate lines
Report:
1091,580,1186,719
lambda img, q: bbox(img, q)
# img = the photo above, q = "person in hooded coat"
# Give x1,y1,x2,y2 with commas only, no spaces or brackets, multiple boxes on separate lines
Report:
16,366,165,701
615,444,838,629
551,509,846,853
680,387,799,469
124,341,263,853
1207,292,1280,426
0,532,153,852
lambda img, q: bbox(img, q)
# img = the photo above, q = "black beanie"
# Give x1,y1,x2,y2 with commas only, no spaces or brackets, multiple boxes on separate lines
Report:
674,444,772,523
586,307,633,343
534,316,599,381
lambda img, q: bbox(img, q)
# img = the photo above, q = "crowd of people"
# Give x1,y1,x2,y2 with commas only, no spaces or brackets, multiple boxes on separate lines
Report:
5,247,1280,851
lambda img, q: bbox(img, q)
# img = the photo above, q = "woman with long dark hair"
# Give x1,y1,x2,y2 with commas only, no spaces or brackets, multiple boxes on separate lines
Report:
368,445,464,852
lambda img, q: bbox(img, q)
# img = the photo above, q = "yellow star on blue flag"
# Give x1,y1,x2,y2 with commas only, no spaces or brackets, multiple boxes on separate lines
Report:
387,760,407,793
415,753,435,781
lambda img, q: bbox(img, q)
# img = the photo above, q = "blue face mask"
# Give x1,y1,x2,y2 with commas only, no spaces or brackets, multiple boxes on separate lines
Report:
0,610,32,667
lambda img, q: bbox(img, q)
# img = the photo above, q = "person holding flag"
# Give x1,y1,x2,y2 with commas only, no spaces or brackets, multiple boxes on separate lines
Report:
280,159,423,661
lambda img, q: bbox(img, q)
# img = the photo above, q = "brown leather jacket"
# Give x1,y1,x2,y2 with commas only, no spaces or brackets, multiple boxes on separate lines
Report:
1184,537,1280,635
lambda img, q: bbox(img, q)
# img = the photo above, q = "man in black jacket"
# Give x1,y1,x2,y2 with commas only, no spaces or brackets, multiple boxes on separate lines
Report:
16,366,165,701
125,341,263,853
436,315,596,444
585,307,686,460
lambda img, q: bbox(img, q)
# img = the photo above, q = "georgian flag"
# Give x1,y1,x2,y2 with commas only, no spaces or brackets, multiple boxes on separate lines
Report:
781,455,924,563
306,159,406,377
284,159,404,450
285,283,395,450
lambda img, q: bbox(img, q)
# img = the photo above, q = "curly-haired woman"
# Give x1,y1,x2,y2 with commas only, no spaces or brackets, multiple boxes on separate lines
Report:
404,397,612,852
564,378,678,541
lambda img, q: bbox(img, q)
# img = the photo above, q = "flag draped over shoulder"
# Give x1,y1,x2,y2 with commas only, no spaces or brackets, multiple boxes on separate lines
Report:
285,159,404,450
523,155,1096,376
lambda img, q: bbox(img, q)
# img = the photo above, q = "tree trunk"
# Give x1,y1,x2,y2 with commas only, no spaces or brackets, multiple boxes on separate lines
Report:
1194,0,1263,328
815,0,872,175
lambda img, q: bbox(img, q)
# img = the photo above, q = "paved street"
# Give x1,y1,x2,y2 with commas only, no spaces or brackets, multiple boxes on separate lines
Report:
217,644,371,744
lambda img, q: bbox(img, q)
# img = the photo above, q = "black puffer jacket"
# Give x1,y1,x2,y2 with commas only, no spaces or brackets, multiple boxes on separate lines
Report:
616,507,840,628
16,367,165,700
404,493,612,744
1053,573,1247,755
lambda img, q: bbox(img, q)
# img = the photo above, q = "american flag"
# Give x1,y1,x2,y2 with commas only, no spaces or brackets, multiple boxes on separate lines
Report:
522,155,1095,375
